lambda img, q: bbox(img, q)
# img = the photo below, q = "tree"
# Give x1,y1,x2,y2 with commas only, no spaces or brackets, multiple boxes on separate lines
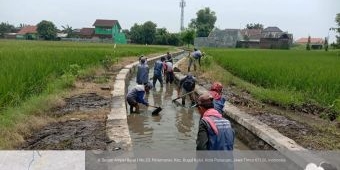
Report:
130,23,143,44
18,23,28,29
306,36,311,50
155,28,169,45
142,21,157,44
335,13,340,47
61,25,74,38
246,23,264,29
168,33,181,46
181,29,196,47
189,7,217,37
0,22,15,38
129,21,157,44
37,20,57,40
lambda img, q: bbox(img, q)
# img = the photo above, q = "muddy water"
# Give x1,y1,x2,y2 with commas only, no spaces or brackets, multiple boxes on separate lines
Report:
127,58,249,150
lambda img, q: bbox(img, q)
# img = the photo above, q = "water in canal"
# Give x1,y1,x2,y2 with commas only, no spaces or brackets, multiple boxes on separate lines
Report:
127,58,249,151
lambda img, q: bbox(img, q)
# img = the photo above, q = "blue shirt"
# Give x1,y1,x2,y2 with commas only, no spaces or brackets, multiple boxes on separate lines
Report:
136,63,149,84
126,85,148,105
153,60,163,76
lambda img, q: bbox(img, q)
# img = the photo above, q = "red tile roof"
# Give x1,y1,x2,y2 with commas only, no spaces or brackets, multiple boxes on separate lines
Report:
17,26,37,35
80,28,94,36
295,38,324,44
93,19,118,27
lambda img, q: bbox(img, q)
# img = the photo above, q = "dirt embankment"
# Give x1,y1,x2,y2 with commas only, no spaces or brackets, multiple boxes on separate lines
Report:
20,57,138,150
177,59,340,150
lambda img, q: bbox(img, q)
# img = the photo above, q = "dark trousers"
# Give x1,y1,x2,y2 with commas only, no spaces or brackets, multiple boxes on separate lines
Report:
152,74,163,87
166,72,174,84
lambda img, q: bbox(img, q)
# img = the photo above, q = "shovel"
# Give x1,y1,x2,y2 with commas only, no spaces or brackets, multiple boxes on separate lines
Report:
148,105,163,115
172,91,195,102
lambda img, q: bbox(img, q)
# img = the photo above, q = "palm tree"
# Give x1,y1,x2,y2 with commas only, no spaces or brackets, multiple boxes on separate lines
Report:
61,25,74,38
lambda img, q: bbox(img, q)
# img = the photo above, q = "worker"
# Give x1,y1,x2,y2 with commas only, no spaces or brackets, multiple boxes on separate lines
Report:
164,60,174,84
178,73,196,106
209,82,226,114
195,92,235,150
136,57,149,85
188,48,203,72
195,92,235,170
166,51,173,64
153,57,166,87
126,82,153,113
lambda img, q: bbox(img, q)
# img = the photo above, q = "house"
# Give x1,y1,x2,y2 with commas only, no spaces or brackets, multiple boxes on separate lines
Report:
78,28,94,39
195,26,293,49
259,26,293,49
295,37,324,49
261,26,283,38
92,19,127,44
4,33,17,39
16,25,37,40
238,29,262,48
241,29,262,41
194,28,243,48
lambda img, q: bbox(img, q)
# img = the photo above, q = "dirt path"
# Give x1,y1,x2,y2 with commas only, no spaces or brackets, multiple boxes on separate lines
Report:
177,58,340,150
20,57,138,150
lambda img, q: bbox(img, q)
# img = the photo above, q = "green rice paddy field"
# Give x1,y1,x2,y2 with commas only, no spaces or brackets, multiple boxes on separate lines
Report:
1,40,339,117
204,48,340,115
0,40,172,110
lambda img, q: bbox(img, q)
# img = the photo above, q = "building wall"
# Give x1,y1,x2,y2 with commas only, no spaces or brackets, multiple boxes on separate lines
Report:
16,33,37,40
94,25,126,44
95,27,112,35
194,36,240,48
79,35,93,39
194,29,243,48
236,41,260,48
259,38,290,49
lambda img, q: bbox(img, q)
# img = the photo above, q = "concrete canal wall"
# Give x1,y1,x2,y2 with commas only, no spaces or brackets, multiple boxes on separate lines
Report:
173,57,325,169
106,50,185,151
106,50,326,169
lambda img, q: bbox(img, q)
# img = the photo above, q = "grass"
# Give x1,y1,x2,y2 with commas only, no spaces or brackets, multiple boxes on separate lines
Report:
0,39,173,148
0,77,69,149
201,48,340,115
197,50,340,149
0,40,172,109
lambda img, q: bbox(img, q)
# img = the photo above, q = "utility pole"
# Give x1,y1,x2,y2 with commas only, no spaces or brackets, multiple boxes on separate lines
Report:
180,0,186,31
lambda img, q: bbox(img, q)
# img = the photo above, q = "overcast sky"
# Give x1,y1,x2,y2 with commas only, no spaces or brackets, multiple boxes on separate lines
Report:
0,0,339,42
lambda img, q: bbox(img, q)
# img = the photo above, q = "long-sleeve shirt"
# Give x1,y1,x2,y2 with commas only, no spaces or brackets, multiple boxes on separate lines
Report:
196,108,234,150
136,63,149,85
126,85,148,105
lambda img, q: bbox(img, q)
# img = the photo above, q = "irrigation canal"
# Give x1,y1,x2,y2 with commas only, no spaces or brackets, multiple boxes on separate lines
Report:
126,54,249,151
